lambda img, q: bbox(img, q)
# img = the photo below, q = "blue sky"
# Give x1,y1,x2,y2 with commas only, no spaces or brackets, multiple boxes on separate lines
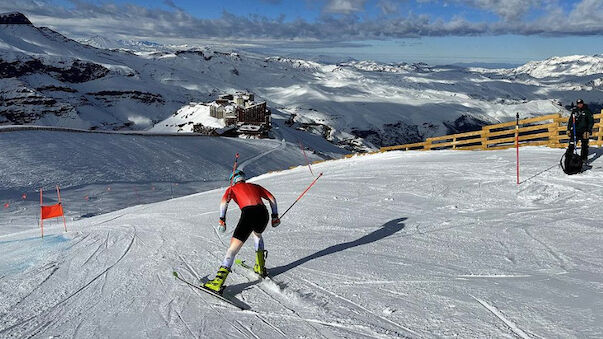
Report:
87,0,586,24
5,0,603,65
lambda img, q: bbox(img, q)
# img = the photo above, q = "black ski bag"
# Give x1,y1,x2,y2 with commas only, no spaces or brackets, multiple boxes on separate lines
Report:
561,147,583,175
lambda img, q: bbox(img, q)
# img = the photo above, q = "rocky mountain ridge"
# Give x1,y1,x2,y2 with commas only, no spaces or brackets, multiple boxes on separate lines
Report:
1,12,601,151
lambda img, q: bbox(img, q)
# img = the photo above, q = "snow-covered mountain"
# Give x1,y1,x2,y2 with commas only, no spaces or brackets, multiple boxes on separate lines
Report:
78,35,167,52
0,14,193,130
1,12,601,152
509,55,603,79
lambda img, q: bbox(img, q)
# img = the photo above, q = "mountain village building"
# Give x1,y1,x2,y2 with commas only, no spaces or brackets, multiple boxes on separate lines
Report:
205,92,271,137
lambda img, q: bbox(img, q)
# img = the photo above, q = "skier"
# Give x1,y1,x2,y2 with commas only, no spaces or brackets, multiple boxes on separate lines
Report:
204,169,280,293
566,99,594,162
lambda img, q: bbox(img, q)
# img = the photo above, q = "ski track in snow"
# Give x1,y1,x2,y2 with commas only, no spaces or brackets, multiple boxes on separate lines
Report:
300,277,418,337
238,138,287,171
471,296,531,339
0,147,602,337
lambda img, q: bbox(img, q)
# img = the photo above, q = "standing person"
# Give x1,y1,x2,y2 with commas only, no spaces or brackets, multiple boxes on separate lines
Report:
567,99,594,161
204,170,280,294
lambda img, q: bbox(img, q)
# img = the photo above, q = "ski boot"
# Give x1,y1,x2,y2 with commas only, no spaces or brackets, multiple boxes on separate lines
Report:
253,250,268,277
203,266,230,294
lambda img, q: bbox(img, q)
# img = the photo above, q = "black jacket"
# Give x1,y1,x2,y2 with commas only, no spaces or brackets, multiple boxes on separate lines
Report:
567,104,594,134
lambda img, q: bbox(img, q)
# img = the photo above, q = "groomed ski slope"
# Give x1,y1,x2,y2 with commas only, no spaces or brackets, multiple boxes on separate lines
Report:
0,129,340,236
1,147,602,338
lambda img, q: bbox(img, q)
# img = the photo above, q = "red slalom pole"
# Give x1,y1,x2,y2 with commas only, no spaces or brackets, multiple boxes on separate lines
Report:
227,153,240,201
516,113,520,185
299,141,314,176
39,188,44,238
229,153,240,186
281,172,323,219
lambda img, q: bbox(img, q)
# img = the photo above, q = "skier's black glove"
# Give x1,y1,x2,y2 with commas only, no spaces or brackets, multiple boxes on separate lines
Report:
271,214,280,227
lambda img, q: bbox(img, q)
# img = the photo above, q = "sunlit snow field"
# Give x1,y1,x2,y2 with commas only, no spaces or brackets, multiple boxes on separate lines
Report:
1,146,602,338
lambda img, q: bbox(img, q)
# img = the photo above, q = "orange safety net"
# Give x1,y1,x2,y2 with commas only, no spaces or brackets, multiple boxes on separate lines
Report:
41,203,64,220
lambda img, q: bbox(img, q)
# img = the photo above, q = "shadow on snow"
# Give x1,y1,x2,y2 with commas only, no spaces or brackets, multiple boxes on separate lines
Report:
269,217,407,277
226,217,407,297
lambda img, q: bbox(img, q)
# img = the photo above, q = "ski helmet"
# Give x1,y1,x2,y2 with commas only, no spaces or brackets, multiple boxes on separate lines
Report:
230,169,245,184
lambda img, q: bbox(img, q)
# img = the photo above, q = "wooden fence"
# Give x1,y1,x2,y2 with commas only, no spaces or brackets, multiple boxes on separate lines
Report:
380,110,603,153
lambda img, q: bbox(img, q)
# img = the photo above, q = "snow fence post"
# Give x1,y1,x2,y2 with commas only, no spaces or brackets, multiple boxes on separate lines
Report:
516,113,520,185
481,126,489,150
599,109,603,147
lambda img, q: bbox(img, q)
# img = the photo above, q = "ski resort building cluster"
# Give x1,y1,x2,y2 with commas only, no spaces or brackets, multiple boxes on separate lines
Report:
152,91,273,137
198,92,271,137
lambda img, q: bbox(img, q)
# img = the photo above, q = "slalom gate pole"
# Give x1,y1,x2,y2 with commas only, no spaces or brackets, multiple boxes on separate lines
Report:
280,172,323,220
229,153,240,186
516,113,520,185
227,153,240,201
57,185,67,232
299,141,314,176
39,188,43,238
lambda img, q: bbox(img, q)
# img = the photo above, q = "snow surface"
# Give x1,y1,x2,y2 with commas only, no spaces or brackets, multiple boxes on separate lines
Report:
151,103,225,132
1,146,602,338
510,55,603,79
0,129,341,236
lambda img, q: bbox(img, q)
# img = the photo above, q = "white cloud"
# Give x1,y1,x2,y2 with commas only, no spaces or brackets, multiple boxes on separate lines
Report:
0,0,601,44
464,0,543,21
418,0,545,22
377,0,401,15
569,0,603,25
323,0,367,14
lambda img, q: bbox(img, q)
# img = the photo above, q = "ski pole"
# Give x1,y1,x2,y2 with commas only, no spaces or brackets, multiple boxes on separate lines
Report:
572,113,578,155
280,172,323,219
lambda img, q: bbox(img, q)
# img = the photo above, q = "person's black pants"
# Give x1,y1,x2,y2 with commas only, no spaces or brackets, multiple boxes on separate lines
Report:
232,205,269,242
568,133,589,161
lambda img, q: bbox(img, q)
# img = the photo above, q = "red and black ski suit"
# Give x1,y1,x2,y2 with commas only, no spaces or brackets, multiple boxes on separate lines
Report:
220,182,278,242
